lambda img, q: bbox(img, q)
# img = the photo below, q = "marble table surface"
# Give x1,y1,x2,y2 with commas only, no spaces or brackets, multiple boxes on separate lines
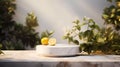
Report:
0,50,120,67
0,50,120,62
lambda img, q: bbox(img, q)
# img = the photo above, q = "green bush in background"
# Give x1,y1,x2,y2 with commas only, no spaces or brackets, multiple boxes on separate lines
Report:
0,0,40,50
103,0,120,30
0,44,3,54
63,0,120,55
63,17,120,55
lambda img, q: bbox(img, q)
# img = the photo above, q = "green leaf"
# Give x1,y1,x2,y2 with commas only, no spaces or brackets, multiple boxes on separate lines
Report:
102,14,109,19
111,8,116,13
79,32,84,40
80,43,93,54
73,20,80,24
84,30,93,37
75,25,81,30
107,0,112,2
73,40,79,45
40,30,54,38
68,37,73,43
110,14,115,18
0,44,2,49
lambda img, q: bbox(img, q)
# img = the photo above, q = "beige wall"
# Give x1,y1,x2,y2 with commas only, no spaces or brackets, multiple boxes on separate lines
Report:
14,0,109,44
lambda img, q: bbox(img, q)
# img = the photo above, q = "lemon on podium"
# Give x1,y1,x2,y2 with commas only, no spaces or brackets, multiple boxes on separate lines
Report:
41,37,49,45
48,38,56,46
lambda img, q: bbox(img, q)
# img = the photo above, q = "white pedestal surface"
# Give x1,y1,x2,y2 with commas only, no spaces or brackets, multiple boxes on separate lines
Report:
36,44,80,56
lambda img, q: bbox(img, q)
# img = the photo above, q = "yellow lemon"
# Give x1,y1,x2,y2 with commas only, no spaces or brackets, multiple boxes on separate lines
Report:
41,37,49,45
48,38,56,46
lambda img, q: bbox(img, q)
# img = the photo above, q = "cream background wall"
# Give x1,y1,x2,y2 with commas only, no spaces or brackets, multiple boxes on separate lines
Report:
14,0,110,44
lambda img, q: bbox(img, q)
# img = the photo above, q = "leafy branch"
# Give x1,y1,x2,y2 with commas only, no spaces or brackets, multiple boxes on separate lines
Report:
63,17,120,55
102,0,120,30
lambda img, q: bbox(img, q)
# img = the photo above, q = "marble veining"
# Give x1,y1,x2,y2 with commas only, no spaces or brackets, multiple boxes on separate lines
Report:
0,51,120,67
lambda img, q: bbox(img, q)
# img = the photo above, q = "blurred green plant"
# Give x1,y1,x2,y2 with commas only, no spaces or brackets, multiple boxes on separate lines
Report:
107,0,120,2
63,17,100,54
102,0,120,30
40,30,54,38
63,17,120,55
26,12,39,28
63,0,120,55
0,44,3,54
0,0,40,50
98,27,120,55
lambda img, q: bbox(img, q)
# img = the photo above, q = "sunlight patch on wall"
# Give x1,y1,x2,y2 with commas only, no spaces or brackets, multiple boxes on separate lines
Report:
15,0,107,43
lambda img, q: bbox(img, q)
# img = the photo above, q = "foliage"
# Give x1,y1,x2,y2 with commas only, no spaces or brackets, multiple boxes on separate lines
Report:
26,12,39,28
0,0,40,50
63,0,120,54
107,0,120,2
40,30,54,38
63,17,120,55
102,0,120,30
0,44,3,54
98,27,120,55
63,18,100,54
40,30,54,44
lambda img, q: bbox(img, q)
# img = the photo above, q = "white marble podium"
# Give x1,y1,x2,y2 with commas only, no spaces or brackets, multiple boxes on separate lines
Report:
0,50,120,67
